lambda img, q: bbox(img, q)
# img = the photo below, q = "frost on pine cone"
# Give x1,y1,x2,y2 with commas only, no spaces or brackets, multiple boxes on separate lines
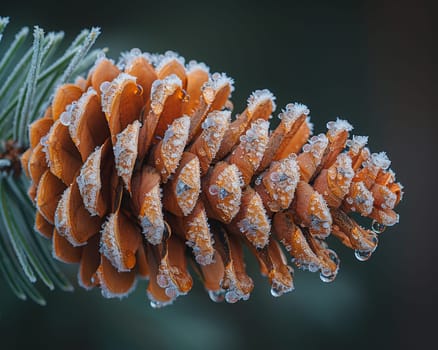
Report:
21,50,403,306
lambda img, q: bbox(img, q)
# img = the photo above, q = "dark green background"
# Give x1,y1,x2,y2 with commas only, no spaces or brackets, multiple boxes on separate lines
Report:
1,0,436,349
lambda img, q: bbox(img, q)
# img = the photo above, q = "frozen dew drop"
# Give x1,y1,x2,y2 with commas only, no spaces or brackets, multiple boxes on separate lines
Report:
165,286,178,298
131,47,142,56
285,103,294,110
354,249,373,262
157,274,170,288
326,121,335,130
371,220,386,234
270,286,282,298
208,290,225,303
319,271,337,283
308,262,319,273
100,81,111,94
150,300,161,309
60,111,71,126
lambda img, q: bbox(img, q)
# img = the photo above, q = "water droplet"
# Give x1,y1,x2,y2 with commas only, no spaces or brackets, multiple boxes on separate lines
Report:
60,111,71,126
157,274,170,288
308,262,319,273
354,249,372,261
270,285,283,297
131,48,142,56
150,300,161,309
135,84,143,96
208,290,225,303
165,286,178,298
320,271,336,283
371,220,386,234
100,81,111,94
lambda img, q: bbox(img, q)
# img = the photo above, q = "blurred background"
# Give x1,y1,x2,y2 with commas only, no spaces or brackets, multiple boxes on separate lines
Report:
0,0,436,349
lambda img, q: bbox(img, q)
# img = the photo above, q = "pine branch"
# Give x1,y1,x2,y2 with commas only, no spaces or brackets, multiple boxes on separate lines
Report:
0,17,100,304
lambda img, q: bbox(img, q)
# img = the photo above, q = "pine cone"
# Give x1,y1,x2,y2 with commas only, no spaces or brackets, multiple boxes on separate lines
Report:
21,50,404,307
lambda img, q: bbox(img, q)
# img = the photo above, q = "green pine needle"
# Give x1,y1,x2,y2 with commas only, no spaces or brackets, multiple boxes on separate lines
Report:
0,27,29,81
0,17,100,304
